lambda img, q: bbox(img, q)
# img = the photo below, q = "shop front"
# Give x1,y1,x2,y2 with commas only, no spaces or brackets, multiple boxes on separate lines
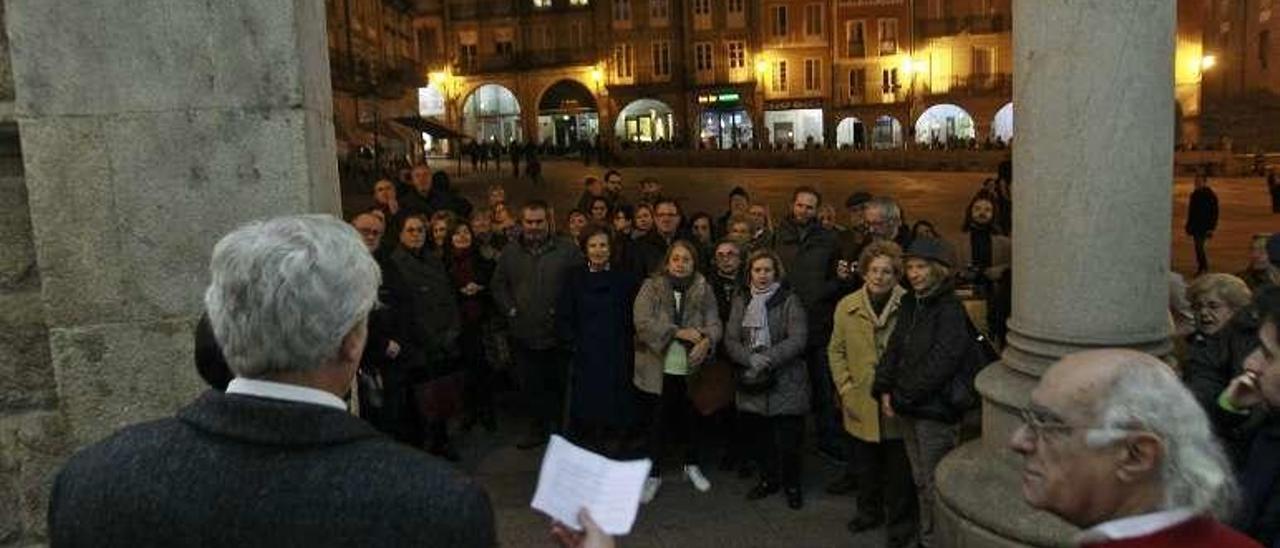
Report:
695,89,754,150
764,99,825,148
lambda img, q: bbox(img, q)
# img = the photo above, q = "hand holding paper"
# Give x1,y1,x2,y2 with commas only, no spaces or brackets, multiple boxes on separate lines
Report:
531,435,652,536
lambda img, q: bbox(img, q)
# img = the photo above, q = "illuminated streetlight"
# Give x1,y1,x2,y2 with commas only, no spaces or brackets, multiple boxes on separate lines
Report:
1200,55,1217,71
755,58,769,77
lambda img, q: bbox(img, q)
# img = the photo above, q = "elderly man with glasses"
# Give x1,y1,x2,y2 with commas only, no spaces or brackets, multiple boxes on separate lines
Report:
1010,348,1258,547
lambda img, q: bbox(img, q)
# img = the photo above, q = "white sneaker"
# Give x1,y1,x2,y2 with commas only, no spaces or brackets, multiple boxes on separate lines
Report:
684,465,711,493
641,477,662,504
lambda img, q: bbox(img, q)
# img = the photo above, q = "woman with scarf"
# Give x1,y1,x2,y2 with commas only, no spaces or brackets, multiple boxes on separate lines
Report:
871,238,970,548
557,226,639,456
633,240,722,504
724,249,810,510
444,221,497,434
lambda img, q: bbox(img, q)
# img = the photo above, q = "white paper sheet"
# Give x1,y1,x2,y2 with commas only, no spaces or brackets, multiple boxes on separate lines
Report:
530,435,652,535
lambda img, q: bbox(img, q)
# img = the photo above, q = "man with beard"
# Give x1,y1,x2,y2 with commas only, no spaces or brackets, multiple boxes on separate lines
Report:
492,201,584,449
775,187,846,463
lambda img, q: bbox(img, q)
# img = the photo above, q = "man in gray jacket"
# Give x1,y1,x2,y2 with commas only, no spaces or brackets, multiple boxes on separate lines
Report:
492,200,584,449
48,215,494,547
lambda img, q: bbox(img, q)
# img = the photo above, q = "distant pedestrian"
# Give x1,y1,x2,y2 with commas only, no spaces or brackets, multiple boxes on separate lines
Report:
525,144,543,186
1187,174,1220,275
510,141,522,178
1267,167,1279,213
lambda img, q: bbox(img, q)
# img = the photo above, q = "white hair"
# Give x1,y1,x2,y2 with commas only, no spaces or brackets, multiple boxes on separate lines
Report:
1085,361,1238,519
204,215,380,378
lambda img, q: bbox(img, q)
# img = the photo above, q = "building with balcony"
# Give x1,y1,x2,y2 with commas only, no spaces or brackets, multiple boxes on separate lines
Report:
681,0,760,149
910,0,1012,147
1197,0,1280,152
606,0,691,146
327,0,428,161
758,0,833,147
436,0,602,149
831,0,914,149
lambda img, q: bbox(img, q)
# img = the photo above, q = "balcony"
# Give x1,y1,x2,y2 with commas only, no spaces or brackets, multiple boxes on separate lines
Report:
844,41,867,59
455,54,517,74
520,48,595,69
928,74,1012,97
916,15,1010,39
447,1,515,20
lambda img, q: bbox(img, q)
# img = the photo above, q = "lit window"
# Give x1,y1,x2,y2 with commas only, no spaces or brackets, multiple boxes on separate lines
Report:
696,42,713,73
727,41,746,70
773,60,788,92
533,0,551,7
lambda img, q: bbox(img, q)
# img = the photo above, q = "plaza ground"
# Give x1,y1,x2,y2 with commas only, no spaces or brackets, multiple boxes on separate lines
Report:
347,160,1276,546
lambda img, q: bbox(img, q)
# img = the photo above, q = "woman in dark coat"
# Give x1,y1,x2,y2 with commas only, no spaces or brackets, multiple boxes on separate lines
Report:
556,226,639,456
445,221,497,433
390,214,463,460
871,237,970,548
724,249,810,510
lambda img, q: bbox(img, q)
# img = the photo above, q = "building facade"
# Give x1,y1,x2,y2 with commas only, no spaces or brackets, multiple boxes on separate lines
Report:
1198,0,1280,152
417,0,1015,151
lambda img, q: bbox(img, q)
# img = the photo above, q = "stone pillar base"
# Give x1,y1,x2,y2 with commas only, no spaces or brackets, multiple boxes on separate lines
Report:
936,442,1075,548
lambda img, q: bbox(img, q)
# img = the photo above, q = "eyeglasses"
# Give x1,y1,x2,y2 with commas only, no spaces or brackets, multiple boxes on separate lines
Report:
1017,408,1079,441
357,228,384,237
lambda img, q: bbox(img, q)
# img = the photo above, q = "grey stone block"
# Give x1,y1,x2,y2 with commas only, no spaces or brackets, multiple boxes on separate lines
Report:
0,320,54,412
5,0,320,117
49,318,204,446
0,411,71,544
21,109,337,328
0,174,37,292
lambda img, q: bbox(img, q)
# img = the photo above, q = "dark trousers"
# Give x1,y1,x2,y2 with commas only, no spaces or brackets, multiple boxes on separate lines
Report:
805,343,845,455
460,327,493,419
745,412,804,489
647,374,703,476
853,437,919,547
512,341,569,434
1193,234,1210,273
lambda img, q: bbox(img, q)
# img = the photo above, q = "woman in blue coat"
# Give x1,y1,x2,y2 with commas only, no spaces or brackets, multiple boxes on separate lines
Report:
557,225,640,456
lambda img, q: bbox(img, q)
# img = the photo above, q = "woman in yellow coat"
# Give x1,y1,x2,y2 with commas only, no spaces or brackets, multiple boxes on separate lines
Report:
827,240,918,546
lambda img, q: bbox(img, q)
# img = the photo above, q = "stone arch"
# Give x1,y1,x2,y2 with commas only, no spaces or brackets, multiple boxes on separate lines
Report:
835,116,867,148
914,103,977,146
871,115,904,149
993,102,1014,142
535,79,600,150
615,98,676,143
460,83,523,144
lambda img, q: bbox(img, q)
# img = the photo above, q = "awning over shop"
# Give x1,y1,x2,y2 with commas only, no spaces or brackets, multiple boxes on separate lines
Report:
392,116,471,140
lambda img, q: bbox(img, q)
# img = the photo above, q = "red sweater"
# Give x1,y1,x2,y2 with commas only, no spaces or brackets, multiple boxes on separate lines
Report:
1081,516,1260,548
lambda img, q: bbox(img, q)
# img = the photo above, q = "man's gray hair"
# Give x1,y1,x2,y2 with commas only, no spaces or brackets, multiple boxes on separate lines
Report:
866,197,902,222
1086,361,1238,519
204,215,380,378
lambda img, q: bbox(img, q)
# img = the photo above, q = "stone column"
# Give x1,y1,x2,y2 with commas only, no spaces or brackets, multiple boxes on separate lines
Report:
935,1,1175,546
3,0,339,509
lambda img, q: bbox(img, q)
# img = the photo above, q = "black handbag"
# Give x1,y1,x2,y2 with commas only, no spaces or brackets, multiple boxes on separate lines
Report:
946,317,1000,410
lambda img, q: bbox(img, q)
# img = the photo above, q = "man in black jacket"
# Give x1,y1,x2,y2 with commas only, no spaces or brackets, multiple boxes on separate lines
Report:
49,215,495,548
1216,286,1280,546
1186,174,1220,275
775,186,846,462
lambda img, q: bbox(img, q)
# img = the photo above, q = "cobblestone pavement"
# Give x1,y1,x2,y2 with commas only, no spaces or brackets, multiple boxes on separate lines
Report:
419,159,1274,278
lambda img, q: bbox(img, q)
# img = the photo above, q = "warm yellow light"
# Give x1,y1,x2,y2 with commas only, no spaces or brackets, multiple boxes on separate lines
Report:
1200,55,1217,71
755,58,769,75
428,71,446,86
590,67,604,83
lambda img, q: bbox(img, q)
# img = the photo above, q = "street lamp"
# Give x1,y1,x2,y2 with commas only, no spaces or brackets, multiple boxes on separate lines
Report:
1200,54,1217,71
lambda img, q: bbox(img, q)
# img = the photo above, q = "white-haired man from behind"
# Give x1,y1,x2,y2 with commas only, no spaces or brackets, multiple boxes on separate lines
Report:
1009,349,1260,548
49,215,495,548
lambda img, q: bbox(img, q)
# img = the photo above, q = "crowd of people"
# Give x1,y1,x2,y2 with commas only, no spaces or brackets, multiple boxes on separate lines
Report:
45,159,1280,547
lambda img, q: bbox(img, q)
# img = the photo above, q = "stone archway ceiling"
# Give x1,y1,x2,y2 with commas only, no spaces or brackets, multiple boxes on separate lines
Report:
538,80,598,113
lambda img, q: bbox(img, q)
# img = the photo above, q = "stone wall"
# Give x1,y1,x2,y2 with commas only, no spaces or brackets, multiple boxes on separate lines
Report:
0,1,341,544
